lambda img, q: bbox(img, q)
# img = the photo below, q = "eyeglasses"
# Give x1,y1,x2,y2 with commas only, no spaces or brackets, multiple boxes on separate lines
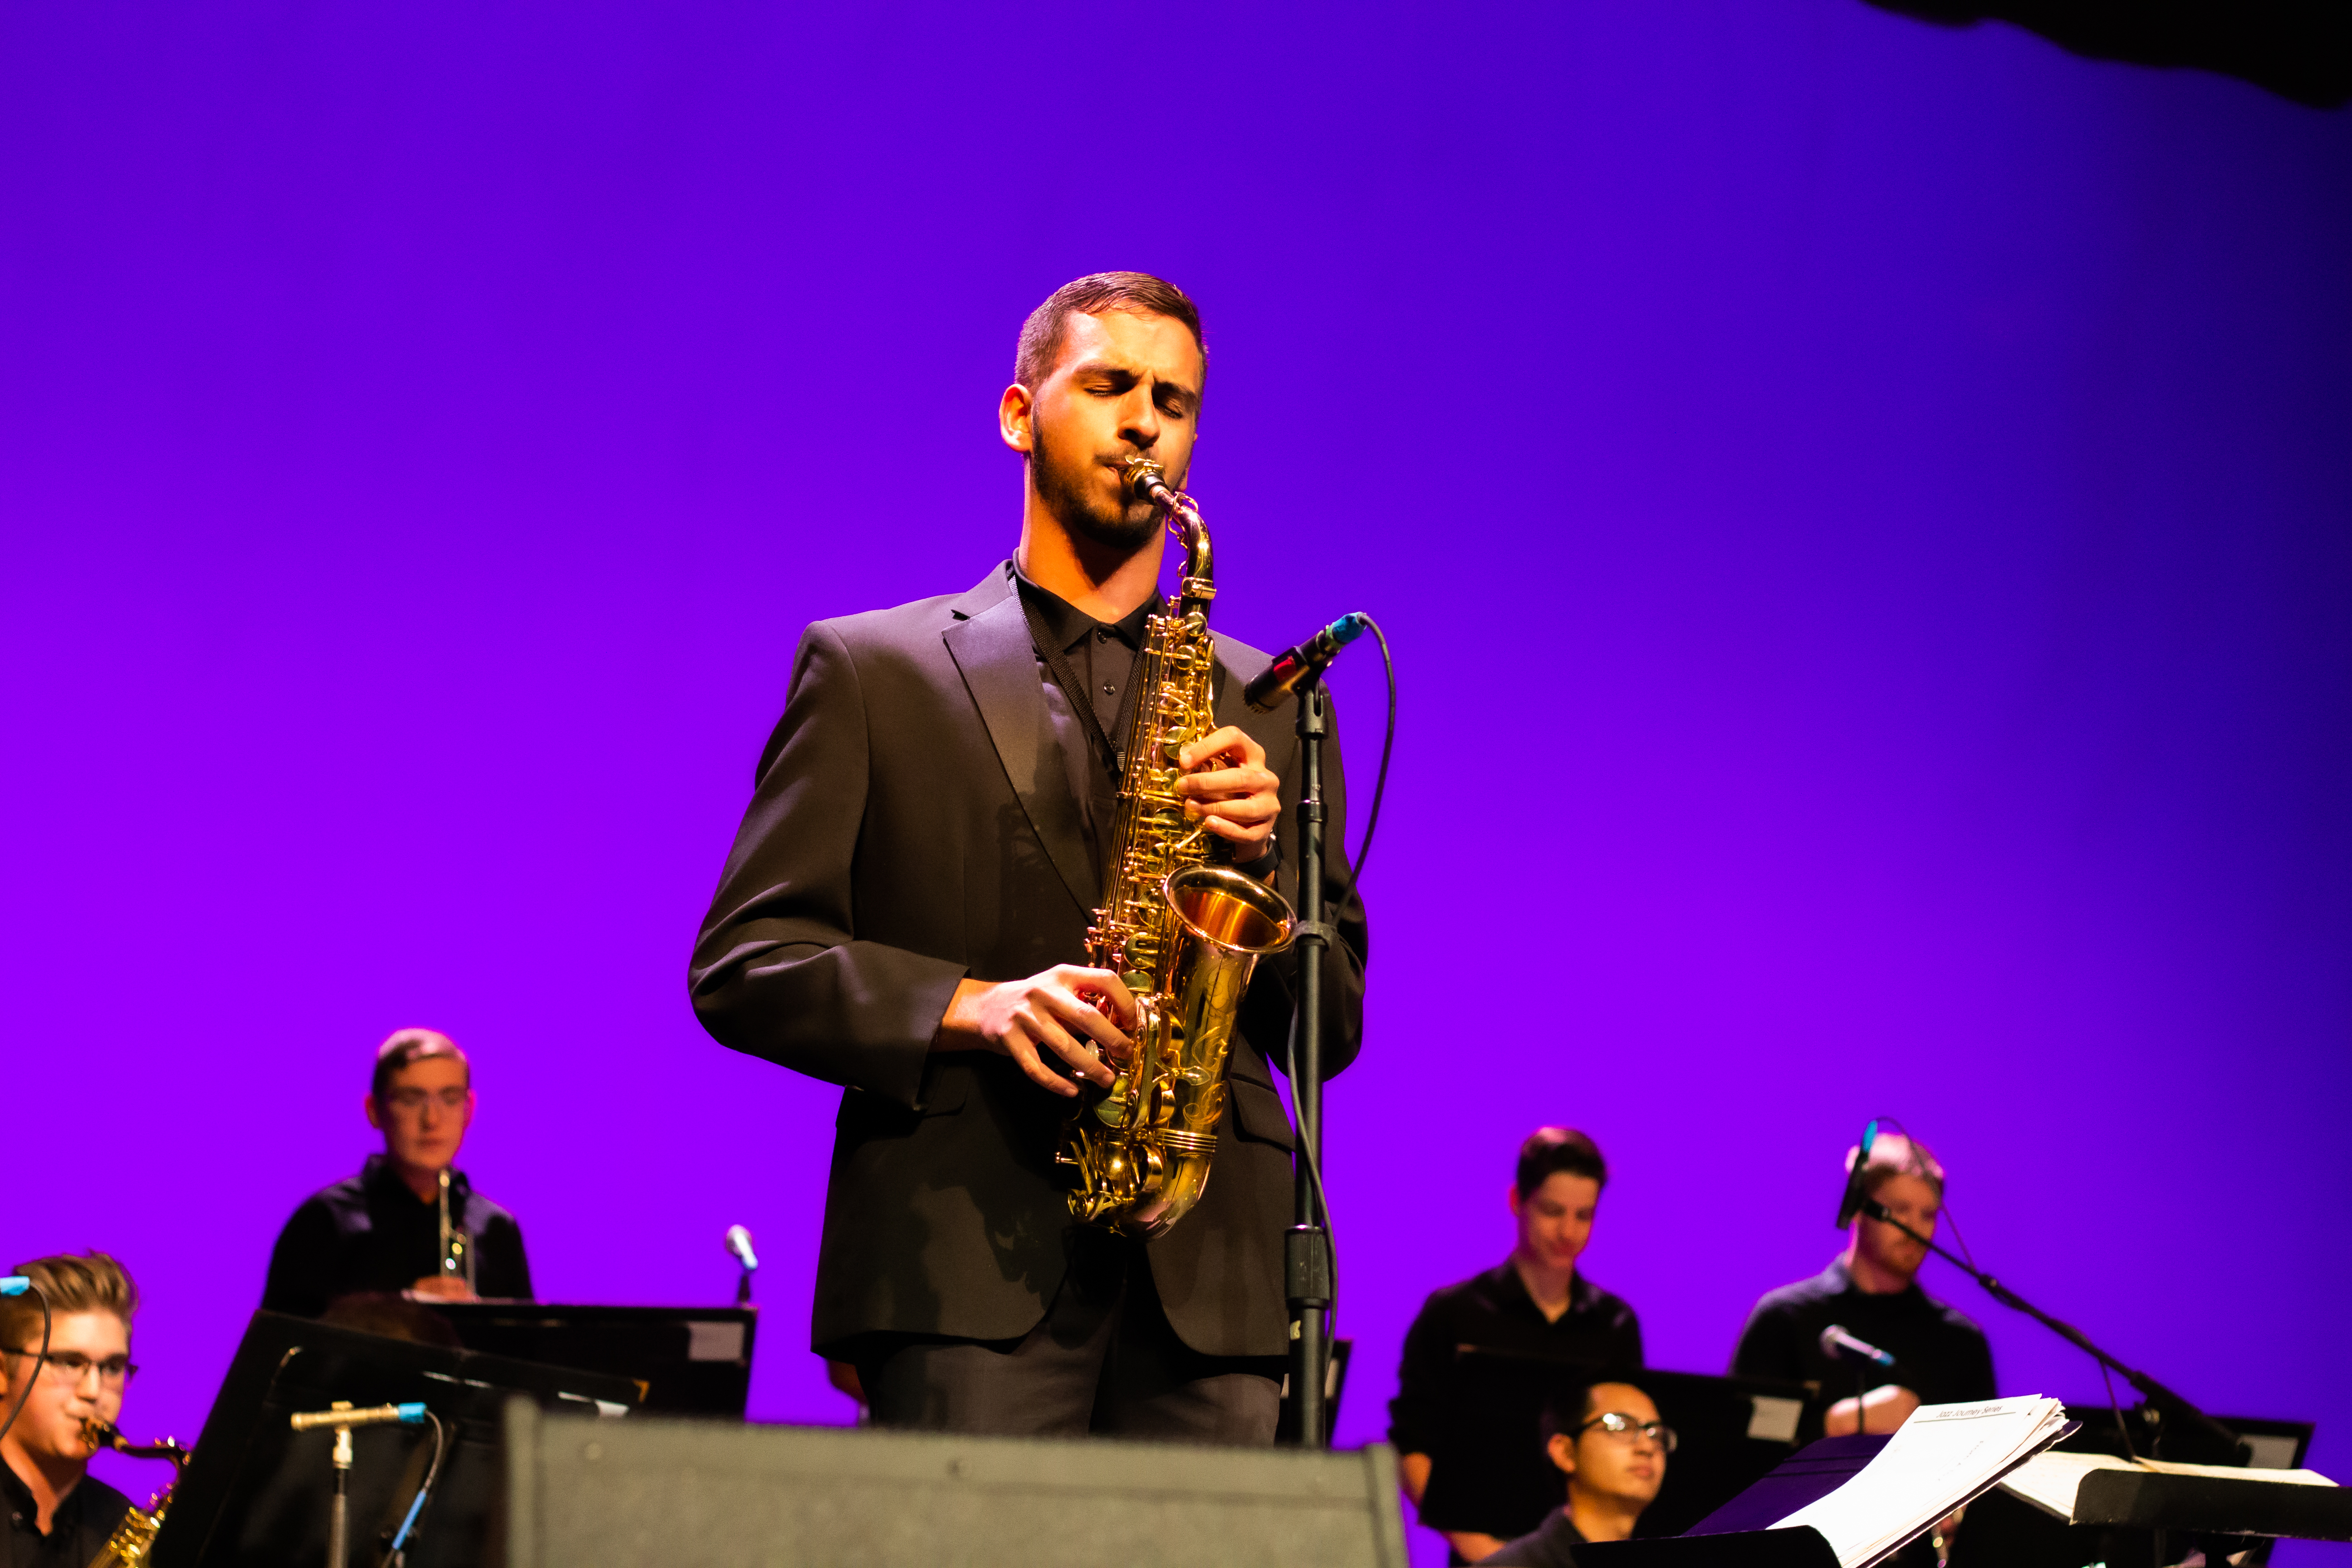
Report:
1580,1411,1676,1452
382,1087,469,1114
4,1348,138,1387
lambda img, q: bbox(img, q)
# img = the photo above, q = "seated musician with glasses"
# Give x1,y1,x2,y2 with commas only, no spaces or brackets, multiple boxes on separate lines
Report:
1482,1381,1673,1566
261,1028,532,1317
1,1254,139,1565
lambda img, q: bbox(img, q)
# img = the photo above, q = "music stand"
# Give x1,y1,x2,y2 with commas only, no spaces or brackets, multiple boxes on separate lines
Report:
423,1302,758,1416
150,1311,642,1568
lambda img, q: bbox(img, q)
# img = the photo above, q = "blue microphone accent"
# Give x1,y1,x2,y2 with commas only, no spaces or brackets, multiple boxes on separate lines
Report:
396,1402,427,1424
0,1278,28,1297
1328,612,1369,646
1859,1118,1879,1160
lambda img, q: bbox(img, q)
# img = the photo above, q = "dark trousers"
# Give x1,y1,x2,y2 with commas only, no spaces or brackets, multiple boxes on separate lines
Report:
853,1232,1282,1444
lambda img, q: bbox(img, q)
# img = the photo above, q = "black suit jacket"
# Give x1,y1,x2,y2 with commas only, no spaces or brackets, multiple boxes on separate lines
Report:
690,563,1367,1358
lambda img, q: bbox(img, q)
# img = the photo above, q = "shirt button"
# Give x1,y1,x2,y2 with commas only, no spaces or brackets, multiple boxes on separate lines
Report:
1102,684,1116,696
1096,629,1112,642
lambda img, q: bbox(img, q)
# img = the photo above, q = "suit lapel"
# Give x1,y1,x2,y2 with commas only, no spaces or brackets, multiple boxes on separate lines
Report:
944,572,1098,912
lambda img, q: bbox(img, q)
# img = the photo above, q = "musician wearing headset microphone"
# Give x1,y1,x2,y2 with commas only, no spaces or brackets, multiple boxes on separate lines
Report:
689,272,1368,1442
1732,1129,1994,1428
0,1255,139,1567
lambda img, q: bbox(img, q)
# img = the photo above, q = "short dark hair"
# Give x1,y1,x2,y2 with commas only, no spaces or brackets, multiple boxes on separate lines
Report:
1,1252,138,1351
1517,1127,1608,1196
1013,272,1206,396
1538,1382,1602,1447
371,1027,469,1100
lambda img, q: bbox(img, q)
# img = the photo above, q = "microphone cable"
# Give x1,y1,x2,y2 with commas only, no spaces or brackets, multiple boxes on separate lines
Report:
0,1281,50,1450
376,1409,449,1568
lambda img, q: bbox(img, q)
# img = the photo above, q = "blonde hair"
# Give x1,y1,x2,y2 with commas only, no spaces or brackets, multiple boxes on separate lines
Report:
0,1252,139,1350
1846,1131,1945,1200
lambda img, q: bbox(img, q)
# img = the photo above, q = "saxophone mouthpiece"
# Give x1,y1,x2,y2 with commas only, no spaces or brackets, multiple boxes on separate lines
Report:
1122,456,1176,508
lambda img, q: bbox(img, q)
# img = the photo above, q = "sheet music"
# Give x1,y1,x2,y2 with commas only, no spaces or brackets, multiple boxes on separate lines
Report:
1773,1395,2071,1567
2001,1450,2339,1523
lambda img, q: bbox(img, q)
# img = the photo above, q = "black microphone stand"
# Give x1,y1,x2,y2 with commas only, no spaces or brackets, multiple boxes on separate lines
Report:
1284,679,1335,1447
1860,1197,2248,1462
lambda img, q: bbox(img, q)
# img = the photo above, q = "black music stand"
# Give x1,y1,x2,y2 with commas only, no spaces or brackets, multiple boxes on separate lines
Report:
151,1311,642,1568
423,1301,757,1416
1959,1406,2323,1567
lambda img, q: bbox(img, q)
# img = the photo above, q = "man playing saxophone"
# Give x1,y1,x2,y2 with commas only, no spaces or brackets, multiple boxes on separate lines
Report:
691,272,1368,1443
1,1254,139,1567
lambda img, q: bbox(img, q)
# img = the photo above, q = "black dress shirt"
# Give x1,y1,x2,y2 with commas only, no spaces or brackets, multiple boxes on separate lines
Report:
1390,1264,1645,1458
1730,1257,1995,1410
260,1154,532,1317
1391,1264,1644,1539
1013,567,1156,880
1483,1506,1589,1568
1012,565,1279,884
2,1461,131,1568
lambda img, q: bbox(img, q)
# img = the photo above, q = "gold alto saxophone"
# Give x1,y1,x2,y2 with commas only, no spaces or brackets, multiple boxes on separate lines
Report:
81,1419,191,1568
1056,456,1297,1238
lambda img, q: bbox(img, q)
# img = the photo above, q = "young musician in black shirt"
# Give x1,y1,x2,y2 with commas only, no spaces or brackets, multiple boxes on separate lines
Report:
1390,1128,1642,1562
262,1029,532,1317
1,1255,138,1568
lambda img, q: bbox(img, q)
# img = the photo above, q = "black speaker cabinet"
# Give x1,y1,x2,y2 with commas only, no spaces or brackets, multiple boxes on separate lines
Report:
501,1401,1409,1567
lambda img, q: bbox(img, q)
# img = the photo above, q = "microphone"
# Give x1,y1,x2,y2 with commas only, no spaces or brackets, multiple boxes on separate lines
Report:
1834,1118,1882,1229
1819,1324,1897,1368
289,1402,427,1433
725,1225,760,1273
0,1278,29,1297
1244,614,1370,713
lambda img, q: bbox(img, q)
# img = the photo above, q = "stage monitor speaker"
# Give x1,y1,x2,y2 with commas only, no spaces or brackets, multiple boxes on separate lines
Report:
502,1400,1409,1567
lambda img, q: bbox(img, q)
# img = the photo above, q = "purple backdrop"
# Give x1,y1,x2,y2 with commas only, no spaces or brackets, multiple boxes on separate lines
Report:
5,2,2347,1561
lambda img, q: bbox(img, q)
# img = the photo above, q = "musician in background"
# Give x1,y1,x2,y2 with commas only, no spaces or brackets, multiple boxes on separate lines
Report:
1,1254,137,1566
1730,1132,1992,1434
261,1028,532,1317
1390,1127,1643,1563
1483,1380,1672,1566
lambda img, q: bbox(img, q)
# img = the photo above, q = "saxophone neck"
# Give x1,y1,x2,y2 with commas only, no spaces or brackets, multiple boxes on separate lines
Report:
82,1420,192,1470
1121,456,1215,620
1171,496,1213,621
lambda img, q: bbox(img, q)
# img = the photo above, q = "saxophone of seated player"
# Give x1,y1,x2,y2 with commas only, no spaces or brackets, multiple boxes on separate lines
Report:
1055,457,1296,1239
80,1420,191,1568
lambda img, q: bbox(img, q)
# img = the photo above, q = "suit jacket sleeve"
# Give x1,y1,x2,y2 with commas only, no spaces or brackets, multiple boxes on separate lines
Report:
689,622,970,1109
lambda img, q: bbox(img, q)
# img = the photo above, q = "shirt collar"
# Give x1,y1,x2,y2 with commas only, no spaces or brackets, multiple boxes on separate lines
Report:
1,1457,83,1533
1009,560,1160,653
1493,1261,1597,1320
1823,1254,1922,1302
362,1153,463,1207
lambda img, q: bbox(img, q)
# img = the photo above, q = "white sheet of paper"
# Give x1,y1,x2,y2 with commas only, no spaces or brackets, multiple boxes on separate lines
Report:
1773,1395,2070,1567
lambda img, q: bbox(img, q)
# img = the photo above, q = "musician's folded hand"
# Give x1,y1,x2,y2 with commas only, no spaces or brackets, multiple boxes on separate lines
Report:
1824,1383,1921,1436
405,1276,478,1302
935,968,1138,1097
1174,726,1279,856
